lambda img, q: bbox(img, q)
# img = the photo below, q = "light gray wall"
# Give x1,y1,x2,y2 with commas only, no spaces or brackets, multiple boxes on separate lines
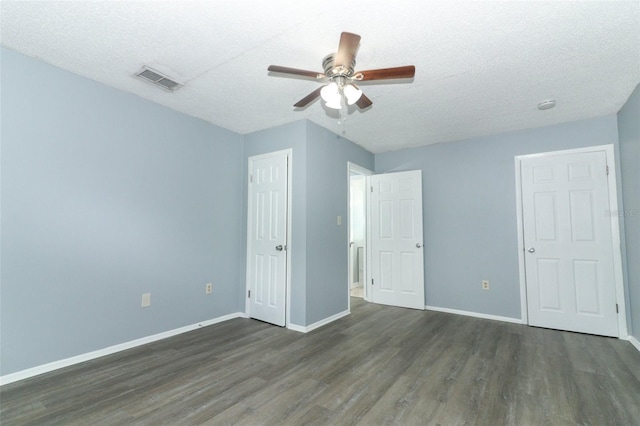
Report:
2,46,634,378
243,121,308,326
0,48,244,375
375,116,621,319
617,84,640,340
305,122,374,325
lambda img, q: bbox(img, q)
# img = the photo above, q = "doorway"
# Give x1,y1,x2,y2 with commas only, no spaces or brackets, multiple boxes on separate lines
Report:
348,163,373,309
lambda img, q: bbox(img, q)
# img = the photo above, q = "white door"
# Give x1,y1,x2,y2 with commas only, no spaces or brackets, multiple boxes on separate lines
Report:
521,150,619,337
246,151,289,326
369,170,425,310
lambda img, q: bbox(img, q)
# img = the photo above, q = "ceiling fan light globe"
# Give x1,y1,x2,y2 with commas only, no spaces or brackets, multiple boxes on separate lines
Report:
320,82,339,102
344,84,363,105
325,98,342,109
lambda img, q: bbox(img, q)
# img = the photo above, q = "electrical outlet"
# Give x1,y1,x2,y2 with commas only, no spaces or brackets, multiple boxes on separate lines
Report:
205,283,213,294
482,280,490,290
141,293,151,307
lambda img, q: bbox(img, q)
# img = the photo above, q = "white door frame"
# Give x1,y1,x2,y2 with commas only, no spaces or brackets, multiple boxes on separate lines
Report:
514,144,628,338
245,149,293,327
347,162,373,311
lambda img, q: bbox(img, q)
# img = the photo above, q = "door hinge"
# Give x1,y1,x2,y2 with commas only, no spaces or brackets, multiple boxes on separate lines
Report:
250,174,253,183
606,165,609,175
248,290,251,298
371,278,374,286
616,303,619,313
371,186,373,193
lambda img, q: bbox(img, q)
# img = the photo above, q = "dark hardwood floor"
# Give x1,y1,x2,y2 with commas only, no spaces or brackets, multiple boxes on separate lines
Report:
2,297,639,425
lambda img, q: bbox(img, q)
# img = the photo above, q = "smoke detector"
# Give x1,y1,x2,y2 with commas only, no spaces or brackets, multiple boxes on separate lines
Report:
537,99,556,110
135,66,182,91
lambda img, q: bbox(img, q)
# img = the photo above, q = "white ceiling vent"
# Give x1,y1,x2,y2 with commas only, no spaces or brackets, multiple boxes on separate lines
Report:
135,66,182,91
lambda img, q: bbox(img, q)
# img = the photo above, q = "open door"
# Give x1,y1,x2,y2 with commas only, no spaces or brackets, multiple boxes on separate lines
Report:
368,170,425,310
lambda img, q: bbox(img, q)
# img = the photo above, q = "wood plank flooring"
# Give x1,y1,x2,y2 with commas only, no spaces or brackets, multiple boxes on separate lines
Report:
2,297,639,425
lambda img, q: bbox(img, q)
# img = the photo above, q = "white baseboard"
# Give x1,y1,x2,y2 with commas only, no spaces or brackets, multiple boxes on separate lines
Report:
287,323,307,333
0,312,244,386
426,305,523,324
629,335,640,353
287,310,350,333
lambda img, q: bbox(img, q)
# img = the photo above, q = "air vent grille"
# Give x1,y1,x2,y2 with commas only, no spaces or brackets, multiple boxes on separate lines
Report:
135,66,182,91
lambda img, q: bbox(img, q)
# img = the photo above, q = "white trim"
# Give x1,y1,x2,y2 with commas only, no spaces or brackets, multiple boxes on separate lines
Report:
365,174,372,303
629,336,640,353
245,149,293,328
514,156,529,324
426,305,523,324
347,162,373,312
514,144,628,338
286,323,307,333
603,146,629,338
285,151,293,329
0,312,244,386
287,310,351,333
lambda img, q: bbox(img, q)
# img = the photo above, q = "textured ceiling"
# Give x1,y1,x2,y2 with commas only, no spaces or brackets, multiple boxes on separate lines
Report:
1,1,639,153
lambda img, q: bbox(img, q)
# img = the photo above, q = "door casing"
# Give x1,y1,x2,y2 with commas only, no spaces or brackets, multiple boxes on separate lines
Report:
514,144,627,338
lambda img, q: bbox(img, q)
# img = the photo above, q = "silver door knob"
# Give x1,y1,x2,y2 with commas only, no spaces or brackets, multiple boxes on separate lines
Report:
527,247,535,253
416,243,422,248
275,245,284,251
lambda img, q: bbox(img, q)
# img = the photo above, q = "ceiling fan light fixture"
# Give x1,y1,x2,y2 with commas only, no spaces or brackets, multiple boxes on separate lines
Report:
325,97,342,110
321,82,342,109
344,84,363,105
321,82,340,102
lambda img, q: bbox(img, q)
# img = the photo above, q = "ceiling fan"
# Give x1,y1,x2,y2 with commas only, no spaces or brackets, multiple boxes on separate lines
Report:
268,32,415,110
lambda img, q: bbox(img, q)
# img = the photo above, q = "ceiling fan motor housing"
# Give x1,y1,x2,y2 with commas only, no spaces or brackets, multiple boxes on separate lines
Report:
323,53,356,81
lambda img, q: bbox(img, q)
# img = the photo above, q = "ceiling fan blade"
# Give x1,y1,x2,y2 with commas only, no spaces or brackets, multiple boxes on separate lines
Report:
294,86,325,108
355,92,372,109
268,65,325,79
354,65,416,81
334,32,361,68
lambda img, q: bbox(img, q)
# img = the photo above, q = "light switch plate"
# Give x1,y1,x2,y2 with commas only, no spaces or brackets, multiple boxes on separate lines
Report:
141,293,151,307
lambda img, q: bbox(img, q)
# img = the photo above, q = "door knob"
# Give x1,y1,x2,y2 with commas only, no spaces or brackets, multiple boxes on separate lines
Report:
275,245,284,251
416,243,422,248
527,247,535,253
